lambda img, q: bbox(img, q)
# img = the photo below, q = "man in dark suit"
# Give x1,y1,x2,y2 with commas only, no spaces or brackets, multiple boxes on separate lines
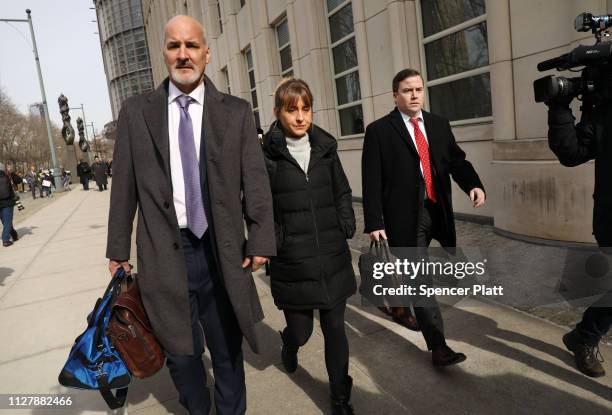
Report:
106,15,275,414
362,68,485,367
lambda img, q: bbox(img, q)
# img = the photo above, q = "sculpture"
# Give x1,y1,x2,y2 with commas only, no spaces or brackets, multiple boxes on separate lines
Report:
57,94,75,145
76,117,90,152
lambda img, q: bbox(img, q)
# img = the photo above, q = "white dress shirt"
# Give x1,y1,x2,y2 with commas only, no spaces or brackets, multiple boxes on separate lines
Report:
168,80,205,228
400,109,429,177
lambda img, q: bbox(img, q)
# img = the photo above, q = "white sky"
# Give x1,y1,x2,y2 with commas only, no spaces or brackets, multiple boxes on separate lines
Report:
0,0,112,134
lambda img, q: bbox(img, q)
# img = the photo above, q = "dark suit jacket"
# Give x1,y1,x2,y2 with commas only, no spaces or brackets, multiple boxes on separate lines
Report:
362,107,484,247
106,77,276,355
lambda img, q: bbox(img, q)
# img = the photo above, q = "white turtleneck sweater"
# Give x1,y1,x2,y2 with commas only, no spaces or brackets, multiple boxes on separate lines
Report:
286,133,311,173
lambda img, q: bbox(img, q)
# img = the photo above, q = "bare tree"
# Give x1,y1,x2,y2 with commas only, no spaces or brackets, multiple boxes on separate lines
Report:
0,88,68,173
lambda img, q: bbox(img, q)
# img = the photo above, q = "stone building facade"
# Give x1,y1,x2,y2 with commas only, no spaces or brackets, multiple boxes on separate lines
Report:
141,0,610,244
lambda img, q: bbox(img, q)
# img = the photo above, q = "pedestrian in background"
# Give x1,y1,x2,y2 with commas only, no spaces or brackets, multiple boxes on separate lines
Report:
16,170,25,193
61,167,71,190
6,165,22,193
92,156,108,191
0,162,17,247
37,169,45,198
25,166,38,199
41,170,53,198
262,78,357,415
77,159,91,191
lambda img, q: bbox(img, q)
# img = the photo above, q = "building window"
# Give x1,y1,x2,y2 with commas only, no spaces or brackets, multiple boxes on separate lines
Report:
325,0,363,137
276,17,293,77
221,66,231,94
217,0,223,34
419,0,491,123
244,47,260,129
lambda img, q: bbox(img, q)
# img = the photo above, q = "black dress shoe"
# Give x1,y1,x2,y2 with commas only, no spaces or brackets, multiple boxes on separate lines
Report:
3,240,13,247
392,309,420,332
330,375,354,415
10,228,18,241
432,345,467,367
279,330,298,373
379,306,420,331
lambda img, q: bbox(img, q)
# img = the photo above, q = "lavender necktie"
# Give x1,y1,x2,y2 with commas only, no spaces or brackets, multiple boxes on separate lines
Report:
176,95,208,238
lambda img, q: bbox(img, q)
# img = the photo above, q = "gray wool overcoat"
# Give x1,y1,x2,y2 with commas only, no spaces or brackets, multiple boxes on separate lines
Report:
106,77,276,355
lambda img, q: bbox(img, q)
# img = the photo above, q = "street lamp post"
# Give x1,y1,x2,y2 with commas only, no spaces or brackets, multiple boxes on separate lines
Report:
87,122,100,157
0,9,64,191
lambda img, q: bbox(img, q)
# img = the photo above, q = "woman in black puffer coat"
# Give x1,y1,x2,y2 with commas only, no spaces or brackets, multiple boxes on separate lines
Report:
262,78,356,415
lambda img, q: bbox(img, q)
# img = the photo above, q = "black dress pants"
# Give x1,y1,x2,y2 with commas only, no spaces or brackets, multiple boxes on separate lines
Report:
282,301,349,384
80,177,89,190
165,230,246,415
576,245,612,345
412,200,446,350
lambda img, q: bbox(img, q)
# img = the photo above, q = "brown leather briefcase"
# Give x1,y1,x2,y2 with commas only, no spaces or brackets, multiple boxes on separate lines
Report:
107,274,165,379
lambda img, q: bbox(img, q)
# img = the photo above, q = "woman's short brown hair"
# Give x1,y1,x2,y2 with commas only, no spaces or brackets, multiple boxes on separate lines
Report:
273,77,313,112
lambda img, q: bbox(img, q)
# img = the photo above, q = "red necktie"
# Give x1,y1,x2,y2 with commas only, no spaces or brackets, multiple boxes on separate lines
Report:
410,117,437,203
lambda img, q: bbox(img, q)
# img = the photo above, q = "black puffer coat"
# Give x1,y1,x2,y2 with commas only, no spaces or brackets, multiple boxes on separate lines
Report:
262,122,357,309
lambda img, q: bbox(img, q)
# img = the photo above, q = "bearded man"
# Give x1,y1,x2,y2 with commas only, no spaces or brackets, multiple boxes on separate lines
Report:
106,15,275,415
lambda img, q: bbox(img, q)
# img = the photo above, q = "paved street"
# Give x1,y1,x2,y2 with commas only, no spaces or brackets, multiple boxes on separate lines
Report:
0,186,611,414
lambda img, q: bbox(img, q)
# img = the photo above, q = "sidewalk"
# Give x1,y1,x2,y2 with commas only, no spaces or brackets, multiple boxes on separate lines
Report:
0,188,611,414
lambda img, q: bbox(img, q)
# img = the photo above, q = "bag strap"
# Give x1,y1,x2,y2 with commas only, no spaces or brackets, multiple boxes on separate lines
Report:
380,239,393,262
369,239,390,261
368,241,377,258
93,271,125,347
97,374,128,410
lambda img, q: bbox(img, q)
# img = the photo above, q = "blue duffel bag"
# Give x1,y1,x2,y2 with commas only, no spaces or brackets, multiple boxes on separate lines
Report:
58,269,131,409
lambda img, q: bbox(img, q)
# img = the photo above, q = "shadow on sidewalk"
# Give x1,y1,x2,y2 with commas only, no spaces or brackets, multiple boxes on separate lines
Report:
246,274,611,413
31,367,189,415
440,303,612,401
0,267,13,285
30,283,612,414
14,226,37,238
350,300,612,413
243,311,392,414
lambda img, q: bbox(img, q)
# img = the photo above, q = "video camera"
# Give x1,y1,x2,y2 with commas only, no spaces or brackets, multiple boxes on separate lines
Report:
534,13,612,103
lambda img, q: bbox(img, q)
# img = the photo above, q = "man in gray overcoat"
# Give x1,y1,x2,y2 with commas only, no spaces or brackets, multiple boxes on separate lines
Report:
106,15,275,415
92,156,108,191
